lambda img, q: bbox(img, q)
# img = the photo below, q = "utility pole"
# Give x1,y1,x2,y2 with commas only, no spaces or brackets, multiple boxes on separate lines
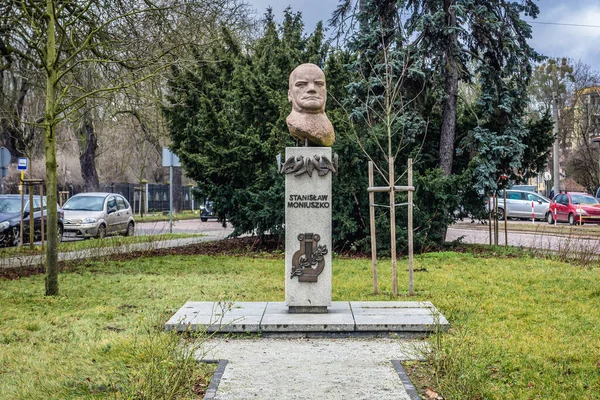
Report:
552,92,560,194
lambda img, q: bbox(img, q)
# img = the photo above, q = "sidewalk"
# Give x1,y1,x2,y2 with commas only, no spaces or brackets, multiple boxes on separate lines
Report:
0,236,213,269
200,337,423,400
1,220,233,269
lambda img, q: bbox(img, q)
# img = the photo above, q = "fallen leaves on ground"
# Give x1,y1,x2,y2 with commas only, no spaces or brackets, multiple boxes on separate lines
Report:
425,386,444,400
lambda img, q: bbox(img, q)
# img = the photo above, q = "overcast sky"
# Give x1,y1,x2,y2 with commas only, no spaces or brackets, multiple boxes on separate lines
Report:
246,0,600,69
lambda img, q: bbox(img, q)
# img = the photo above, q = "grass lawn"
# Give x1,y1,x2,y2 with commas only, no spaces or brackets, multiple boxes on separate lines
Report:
1,247,599,398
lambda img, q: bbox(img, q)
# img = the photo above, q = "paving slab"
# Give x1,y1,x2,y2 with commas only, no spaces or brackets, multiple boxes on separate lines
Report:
351,301,449,332
165,301,266,333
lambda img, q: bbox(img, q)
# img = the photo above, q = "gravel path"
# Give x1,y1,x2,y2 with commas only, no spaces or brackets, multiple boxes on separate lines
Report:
199,338,424,400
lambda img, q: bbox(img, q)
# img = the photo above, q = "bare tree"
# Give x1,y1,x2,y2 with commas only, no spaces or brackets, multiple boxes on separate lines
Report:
563,65,600,190
4,0,251,295
0,1,42,159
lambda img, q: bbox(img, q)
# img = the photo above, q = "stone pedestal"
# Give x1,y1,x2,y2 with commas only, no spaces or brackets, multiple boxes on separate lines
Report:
284,147,333,312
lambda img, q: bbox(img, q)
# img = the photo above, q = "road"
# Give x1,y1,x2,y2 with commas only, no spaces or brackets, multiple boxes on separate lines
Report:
447,221,600,253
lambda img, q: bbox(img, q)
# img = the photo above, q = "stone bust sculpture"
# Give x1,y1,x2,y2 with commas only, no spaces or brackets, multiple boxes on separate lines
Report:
286,63,335,147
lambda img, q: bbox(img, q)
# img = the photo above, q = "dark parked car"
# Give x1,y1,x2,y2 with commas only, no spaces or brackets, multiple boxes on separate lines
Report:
548,192,600,225
199,199,216,222
0,194,64,247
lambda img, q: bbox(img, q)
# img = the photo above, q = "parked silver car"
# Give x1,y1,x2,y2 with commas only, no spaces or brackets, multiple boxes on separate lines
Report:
489,190,551,220
62,192,135,239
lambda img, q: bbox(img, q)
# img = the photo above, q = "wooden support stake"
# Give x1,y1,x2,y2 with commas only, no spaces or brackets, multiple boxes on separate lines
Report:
141,187,145,218
40,186,44,250
368,161,378,294
20,187,24,247
408,158,414,296
18,180,47,248
504,189,507,247
367,159,416,297
59,191,69,207
494,192,499,245
29,189,34,247
389,157,398,296
367,185,415,192
488,195,492,245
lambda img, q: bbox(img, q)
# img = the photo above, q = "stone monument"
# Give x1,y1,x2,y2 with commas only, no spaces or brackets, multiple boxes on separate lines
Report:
282,63,337,313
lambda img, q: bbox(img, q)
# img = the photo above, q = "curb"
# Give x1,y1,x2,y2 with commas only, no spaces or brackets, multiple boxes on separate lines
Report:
202,359,228,400
392,360,422,400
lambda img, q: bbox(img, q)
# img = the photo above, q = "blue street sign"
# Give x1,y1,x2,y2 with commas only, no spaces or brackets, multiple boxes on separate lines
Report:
162,147,181,167
0,147,10,168
17,157,28,170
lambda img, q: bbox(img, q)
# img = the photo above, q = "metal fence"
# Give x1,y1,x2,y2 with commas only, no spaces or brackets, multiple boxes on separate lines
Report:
57,183,198,213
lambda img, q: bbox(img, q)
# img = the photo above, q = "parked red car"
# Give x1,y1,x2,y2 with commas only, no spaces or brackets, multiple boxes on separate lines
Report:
547,192,600,225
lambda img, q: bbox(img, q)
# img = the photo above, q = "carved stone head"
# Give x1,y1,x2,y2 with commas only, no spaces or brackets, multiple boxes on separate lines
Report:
286,63,335,147
288,63,327,114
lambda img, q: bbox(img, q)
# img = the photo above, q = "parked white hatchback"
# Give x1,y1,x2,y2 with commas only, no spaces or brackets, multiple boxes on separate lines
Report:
62,192,135,239
490,190,551,221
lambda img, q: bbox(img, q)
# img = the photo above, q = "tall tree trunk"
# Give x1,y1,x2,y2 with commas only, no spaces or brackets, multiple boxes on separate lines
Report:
44,0,59,296
1,79,31,158
439,0,458,176
77,111,100,191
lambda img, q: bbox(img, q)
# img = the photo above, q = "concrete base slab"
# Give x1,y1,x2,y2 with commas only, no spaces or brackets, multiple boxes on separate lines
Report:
261,302,354,332
166,301,449,337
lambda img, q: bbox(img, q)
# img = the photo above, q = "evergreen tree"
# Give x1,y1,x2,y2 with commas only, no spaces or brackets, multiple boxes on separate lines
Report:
405,0,543,189
520,115,554,179
164,9,328,237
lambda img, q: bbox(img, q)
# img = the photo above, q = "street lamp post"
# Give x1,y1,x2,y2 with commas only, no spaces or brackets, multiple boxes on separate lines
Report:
592,136,600,196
